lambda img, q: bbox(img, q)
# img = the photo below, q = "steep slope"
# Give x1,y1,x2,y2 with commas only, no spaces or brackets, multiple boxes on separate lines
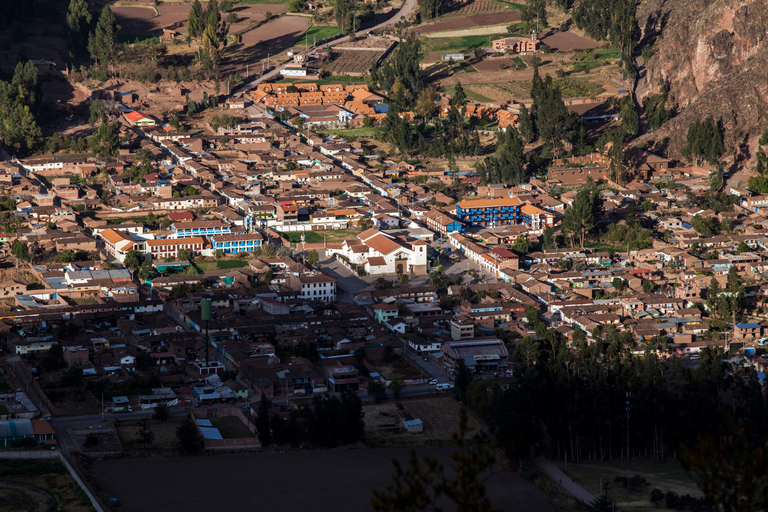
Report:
635,0,768,159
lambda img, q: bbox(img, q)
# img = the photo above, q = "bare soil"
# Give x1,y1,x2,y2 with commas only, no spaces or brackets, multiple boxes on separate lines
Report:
365,395,483,440
415,11,521,34
473,56,530,71
324,50,384,76
541,30,601,51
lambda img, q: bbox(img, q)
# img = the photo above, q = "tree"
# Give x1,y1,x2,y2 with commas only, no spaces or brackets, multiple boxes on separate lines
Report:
307,249,319,266
11,239,29,263
521,0,547,33
452,360,473,402
124,250,142,270
188,0,204,38
256,392,273,445
88,6,119,67
415,86,436,121
562,185,600,247
374,277,393,290
153,402,170,422
134,418,155,447
371,409,502,512
390,380,404,399
530,69,570,156
66,0,92,59
683,116,724,165
177,417,204,453
368,381,387,403
512,236,532,254
398,273,410,286
417,0,442,20
177,248,192,261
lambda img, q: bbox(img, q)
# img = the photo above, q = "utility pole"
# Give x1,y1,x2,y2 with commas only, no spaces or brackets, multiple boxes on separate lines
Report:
626,391,631,511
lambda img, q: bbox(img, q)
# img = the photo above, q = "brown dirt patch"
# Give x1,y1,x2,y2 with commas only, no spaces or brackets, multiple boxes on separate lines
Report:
473,56,529,71
541,30,601,51
111,5,156,24
415,11,520,34
240,16,309,46
366,396,483,440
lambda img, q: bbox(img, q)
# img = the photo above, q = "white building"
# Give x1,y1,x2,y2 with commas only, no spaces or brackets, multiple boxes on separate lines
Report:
329,228,428,276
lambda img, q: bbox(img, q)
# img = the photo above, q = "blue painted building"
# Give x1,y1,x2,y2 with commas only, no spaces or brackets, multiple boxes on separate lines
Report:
172,221,231,238
456,197,523,227
209,233,264,253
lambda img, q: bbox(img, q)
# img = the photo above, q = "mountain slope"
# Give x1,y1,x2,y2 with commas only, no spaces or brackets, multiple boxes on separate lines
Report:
636,0,768,160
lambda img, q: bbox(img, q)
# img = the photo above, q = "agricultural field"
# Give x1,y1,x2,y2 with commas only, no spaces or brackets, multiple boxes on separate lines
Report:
443,0,514,16
473,56,529,71
323,50,384,76
365,396,484,446
295,25,343,47
416,11,521,34
0,459,94,512
541,30,602,52
90,448,559,512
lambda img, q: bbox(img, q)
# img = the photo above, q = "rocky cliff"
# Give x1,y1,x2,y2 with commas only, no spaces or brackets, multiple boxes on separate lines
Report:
636,0,768,160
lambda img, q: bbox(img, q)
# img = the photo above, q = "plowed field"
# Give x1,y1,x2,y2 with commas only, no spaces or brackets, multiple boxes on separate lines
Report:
416,11,520,34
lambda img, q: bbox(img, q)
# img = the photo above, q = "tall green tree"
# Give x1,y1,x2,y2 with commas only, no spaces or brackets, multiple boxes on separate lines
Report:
530,68,570,156
88,6,119,68
562,184,600,247
66,0,92,59
417,0,442,21
188,0,205,38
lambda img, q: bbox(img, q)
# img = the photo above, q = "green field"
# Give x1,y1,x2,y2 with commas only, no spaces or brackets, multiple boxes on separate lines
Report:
565,458,702,512
197,259,249,271
572,49,621,73
295,25,343,47
117,33,161,44
283,229,360,243
494,0,526,9
446,86,494,103
316,128,378,137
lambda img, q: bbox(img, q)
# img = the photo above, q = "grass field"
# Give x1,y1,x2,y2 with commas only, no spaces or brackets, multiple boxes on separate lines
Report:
565,458,702,512
295,25,342,47
571,48,621,73
116,417,183,450
0,460,94,512
196,259,249,271
316,128,378,137
365,396,484,448
283,229,360,243
446,85,494,103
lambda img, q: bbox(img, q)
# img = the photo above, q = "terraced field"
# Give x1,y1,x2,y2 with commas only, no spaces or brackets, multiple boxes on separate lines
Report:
324,51,384,76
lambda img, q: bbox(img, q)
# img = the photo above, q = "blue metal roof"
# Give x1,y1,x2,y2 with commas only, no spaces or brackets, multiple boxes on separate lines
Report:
736,323,761,329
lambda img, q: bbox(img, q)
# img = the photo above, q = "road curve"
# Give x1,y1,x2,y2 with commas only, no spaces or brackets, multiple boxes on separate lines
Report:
236,0,417,95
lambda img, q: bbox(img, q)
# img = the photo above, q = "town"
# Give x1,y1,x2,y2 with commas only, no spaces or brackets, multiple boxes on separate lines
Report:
0,0,766,510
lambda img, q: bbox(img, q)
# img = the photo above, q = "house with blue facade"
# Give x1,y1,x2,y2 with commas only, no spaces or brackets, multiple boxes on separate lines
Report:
209,233,264,254
456,197,523,227
172,221,231,238
424,209,465,235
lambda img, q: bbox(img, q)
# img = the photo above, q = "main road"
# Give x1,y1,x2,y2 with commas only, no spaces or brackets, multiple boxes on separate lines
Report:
235,0,417,95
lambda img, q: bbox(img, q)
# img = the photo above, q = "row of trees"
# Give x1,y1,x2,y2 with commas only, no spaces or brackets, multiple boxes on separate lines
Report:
188,0,230,79
0,61,42,156
572,0,636,75
459,307,768,466
255,391,364,448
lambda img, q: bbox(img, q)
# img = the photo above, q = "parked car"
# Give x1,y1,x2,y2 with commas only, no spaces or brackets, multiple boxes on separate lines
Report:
422,356,429,362
429,379,438,385
436,383,454,391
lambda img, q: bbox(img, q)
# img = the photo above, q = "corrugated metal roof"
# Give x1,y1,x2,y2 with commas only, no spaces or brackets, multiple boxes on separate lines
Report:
0,419,34,438
198,427,223,440
196,419,213,427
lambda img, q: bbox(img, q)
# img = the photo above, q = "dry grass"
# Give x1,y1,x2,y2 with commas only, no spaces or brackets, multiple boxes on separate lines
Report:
365,395,485,447
209,416,254,439
115,417,184,450
375,356,423,381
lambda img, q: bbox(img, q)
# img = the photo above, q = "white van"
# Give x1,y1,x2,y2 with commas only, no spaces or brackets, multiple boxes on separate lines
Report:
436,383,454,391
